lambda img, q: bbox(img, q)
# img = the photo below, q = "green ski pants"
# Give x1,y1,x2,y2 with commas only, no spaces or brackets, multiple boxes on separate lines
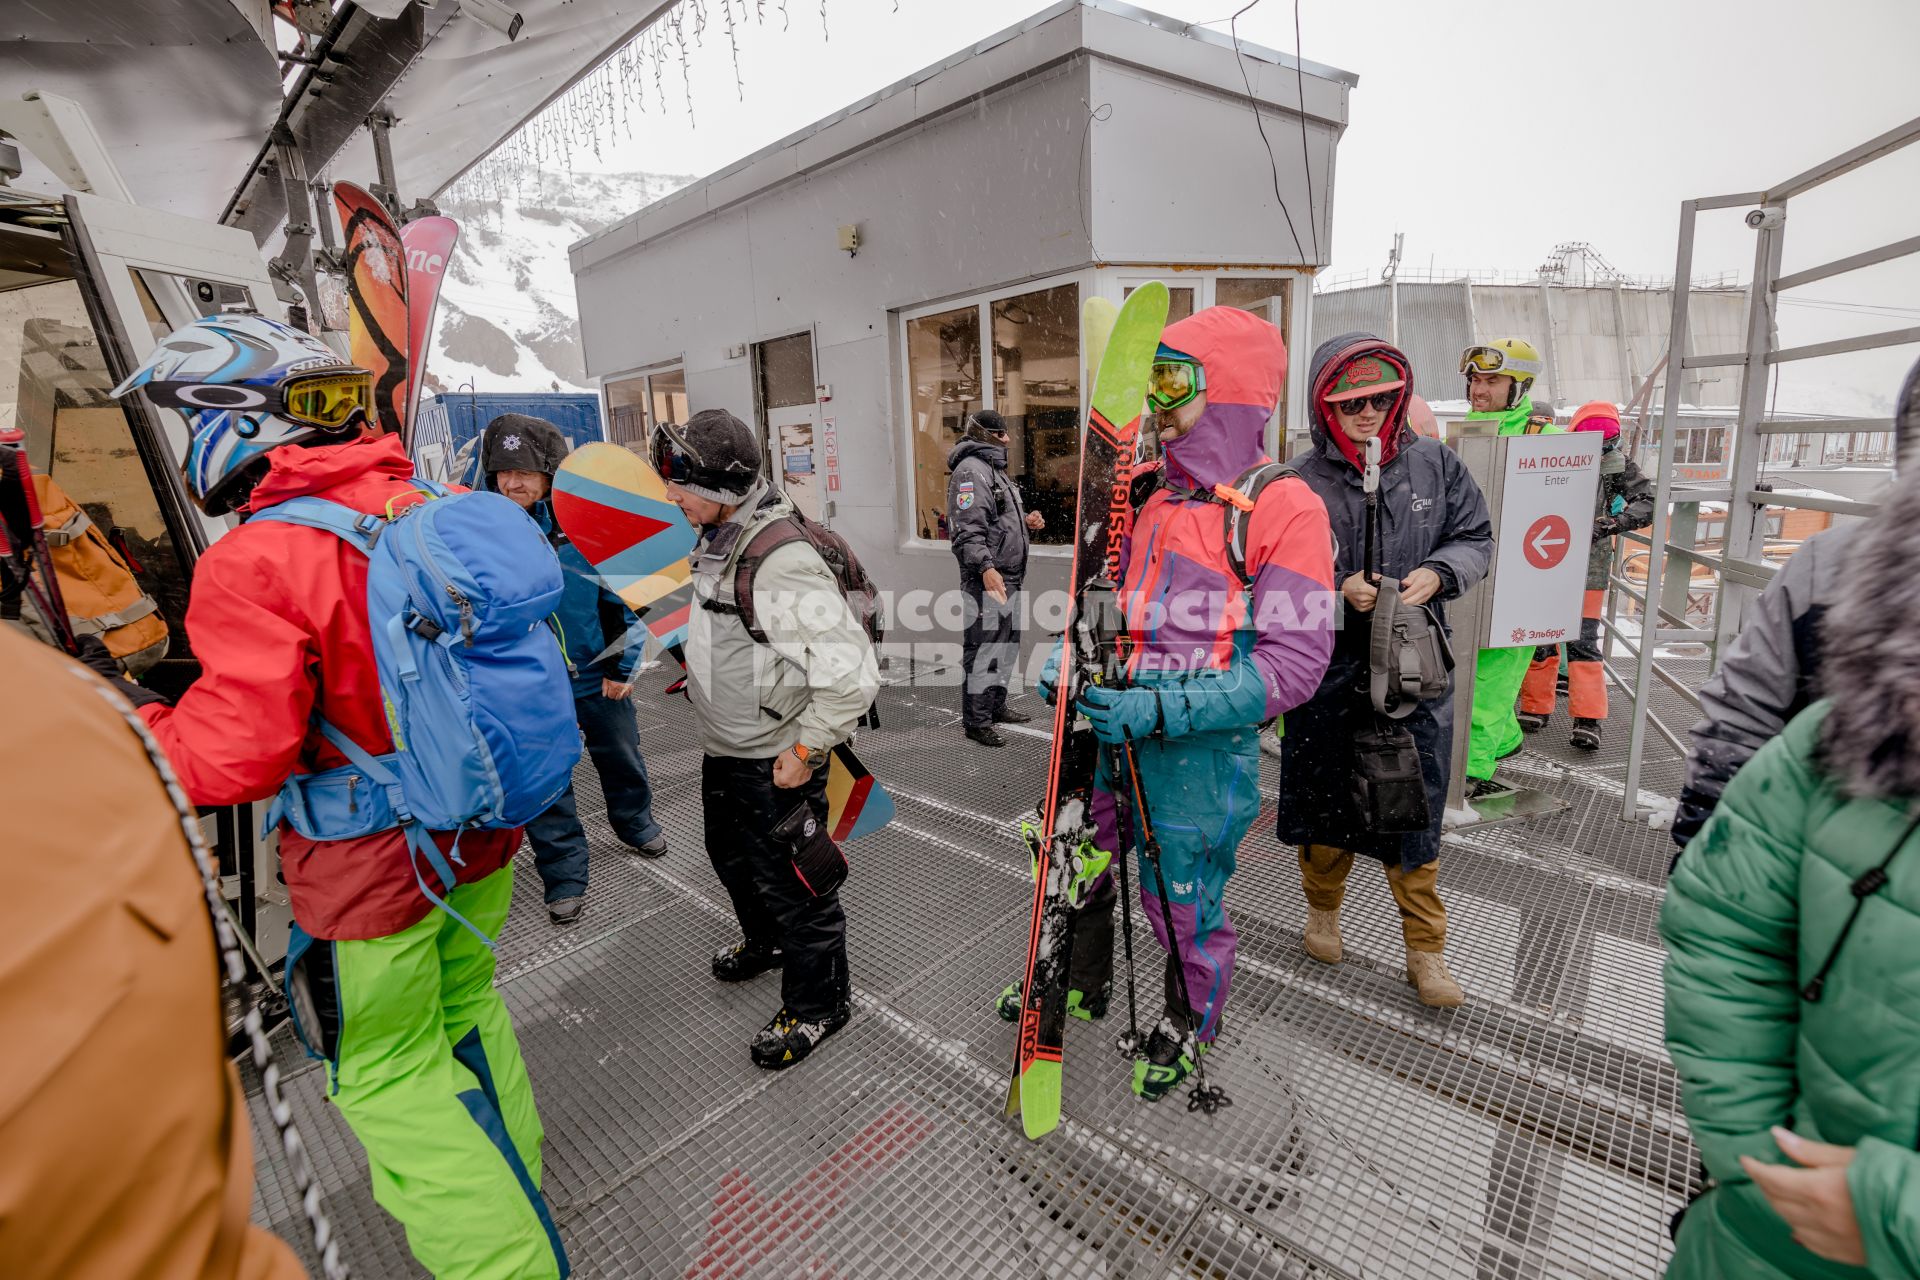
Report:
318,867,567,1279
1468,646,1534,779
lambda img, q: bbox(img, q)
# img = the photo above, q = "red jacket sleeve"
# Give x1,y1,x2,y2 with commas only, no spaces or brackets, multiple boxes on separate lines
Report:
140,536,318,807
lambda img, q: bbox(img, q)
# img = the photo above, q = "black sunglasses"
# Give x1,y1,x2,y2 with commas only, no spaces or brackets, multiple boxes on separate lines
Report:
1333,392,1398,416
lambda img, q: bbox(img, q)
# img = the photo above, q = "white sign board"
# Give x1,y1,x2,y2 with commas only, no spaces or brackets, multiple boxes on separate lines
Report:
1486,433,1603,648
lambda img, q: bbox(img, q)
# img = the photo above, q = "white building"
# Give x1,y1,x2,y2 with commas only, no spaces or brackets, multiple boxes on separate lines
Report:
570,0,1352,619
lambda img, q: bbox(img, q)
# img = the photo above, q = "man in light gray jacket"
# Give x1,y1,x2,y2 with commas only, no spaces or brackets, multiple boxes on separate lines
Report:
659,409,879,1070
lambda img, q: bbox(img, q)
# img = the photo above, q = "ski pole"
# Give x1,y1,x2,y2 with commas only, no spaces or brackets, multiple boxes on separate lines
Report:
1362,435,1382,587
1107,742,1143,1059
1120,727,1229,1115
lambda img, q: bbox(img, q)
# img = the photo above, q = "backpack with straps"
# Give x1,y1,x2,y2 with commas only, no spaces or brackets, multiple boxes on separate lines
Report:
709,511,887,649
1136,458,1324,588
250,482,581,942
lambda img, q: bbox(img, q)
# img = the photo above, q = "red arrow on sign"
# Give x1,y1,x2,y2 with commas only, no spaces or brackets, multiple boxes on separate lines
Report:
1523,515,1572,570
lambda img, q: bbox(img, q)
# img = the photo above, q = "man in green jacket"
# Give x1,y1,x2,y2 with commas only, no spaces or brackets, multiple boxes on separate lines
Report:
1459,338,1562,801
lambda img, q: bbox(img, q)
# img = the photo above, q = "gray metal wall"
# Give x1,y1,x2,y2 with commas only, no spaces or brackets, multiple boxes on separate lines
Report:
1309,281,1748,411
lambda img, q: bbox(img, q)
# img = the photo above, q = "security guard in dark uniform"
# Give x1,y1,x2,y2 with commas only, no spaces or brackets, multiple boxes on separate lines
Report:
945,410,1043,745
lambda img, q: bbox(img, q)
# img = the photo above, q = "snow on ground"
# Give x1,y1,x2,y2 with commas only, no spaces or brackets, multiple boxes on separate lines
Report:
421,163,692,397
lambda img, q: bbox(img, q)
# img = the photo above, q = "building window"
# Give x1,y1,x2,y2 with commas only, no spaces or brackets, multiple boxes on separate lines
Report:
1705,427,1725,465
992,284,1080,542
650,368,688,427
906,305,981,541
604,365,687,449
905,282,1084,546
1126,284,1196,323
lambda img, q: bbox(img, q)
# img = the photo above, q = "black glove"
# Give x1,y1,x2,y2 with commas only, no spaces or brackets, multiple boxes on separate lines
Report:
72,634,170,709
1591,517,1621,543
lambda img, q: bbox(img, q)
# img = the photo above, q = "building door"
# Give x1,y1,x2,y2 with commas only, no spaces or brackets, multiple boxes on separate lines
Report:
754,331,824,522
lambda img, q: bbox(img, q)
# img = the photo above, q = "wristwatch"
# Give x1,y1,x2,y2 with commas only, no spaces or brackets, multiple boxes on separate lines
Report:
791,743,811,764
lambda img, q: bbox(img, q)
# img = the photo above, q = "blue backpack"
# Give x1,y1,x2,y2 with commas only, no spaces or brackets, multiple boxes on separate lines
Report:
254,481,581,942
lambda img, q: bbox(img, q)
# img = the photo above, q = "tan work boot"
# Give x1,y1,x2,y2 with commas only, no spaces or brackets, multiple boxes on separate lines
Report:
1302,907,1343,964
1405,950,1465,1007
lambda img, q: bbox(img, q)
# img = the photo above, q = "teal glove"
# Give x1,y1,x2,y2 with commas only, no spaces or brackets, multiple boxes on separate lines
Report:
1035,641,1063,704
1076,683,1161,745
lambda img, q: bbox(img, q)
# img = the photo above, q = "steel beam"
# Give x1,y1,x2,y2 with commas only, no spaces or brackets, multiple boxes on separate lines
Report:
1765,114,1920,203
1772,234,1920,293
1767,326,1920,364
1742,489,1880,519
1712,212,1785,662
1624,200,1698,821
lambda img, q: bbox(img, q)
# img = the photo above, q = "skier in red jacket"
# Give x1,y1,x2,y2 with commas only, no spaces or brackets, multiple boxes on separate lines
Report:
113,313,569,1279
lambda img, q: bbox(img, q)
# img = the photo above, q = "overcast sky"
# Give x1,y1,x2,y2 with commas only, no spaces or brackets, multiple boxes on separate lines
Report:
537,0,1919,410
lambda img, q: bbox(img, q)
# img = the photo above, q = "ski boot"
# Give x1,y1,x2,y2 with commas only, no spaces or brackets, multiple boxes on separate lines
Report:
712,940,783,982
1570,718,1603,751
995,981,1110,1022
749,1001,852,1070
1131,1019,1208,1103
1516,710,1549,734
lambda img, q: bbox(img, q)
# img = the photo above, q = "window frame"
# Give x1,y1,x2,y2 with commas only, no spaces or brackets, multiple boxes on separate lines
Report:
893,266,1311,556
896,269,1088,557
600,355,686,448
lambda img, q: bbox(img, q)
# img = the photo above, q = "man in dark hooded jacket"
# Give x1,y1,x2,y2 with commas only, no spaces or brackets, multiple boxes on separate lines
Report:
946,410,1044,745
1274,333,1494,1008
485,413,666,924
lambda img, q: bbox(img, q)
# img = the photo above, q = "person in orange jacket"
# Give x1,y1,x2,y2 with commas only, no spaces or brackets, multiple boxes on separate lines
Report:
0,624,312,1279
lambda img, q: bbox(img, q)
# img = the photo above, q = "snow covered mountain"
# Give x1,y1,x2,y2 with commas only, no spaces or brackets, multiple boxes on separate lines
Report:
423,164,692,397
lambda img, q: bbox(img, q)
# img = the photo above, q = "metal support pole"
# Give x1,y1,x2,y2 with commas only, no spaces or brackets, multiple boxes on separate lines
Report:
1713,207,1787,656
1623,201,1699,821
1538,279,1564,408
269,128,326,332
367,107,402,218
1662,500,1701,630
1611,280,1634,405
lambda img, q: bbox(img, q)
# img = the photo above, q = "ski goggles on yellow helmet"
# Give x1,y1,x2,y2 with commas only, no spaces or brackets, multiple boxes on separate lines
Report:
1146,346,1205,413
1459,342,1544,380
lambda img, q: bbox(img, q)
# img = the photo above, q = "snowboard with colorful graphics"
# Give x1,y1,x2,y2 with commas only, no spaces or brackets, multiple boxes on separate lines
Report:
400,215,459,433
331,182,411,441
553,442,894,841
1005,282,1168,1140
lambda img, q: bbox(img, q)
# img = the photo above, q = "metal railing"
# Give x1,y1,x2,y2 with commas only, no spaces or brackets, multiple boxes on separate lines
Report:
1619,115,1920,820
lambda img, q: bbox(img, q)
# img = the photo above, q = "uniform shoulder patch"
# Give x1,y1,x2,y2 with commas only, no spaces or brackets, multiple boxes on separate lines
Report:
956,479,976,511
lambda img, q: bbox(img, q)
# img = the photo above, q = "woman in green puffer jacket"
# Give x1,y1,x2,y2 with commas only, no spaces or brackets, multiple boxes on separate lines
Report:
1661,463,1920,1279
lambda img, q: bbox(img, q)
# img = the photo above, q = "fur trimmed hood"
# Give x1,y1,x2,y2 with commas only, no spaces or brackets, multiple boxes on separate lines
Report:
1820,455,1920,799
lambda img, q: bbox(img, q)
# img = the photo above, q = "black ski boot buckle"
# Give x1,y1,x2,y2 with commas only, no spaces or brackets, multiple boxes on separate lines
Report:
1187,1082,1232,1115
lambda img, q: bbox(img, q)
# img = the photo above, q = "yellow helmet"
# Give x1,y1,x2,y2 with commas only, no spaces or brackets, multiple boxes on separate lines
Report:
1460,338,1544,408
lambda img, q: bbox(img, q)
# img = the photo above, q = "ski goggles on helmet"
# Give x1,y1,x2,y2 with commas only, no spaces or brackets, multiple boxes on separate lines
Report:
1459,345,1542,379
1146,354,1205,413
650,420,757,492
141,367,374,432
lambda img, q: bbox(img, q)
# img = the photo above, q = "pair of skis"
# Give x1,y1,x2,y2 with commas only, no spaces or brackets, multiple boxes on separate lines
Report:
1002,281,1168,1140
329,183,458,445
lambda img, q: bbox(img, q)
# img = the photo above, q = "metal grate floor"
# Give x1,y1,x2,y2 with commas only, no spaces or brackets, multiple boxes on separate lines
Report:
249,669,1699,1279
